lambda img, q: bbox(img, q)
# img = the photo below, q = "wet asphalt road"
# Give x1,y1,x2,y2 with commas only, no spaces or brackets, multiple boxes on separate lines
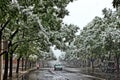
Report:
18,60,103,80
20,68,102,80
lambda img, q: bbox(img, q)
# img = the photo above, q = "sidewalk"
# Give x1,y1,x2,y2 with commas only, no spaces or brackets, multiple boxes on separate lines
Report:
7,67,36,80
64,62,120,80
80,67,120,80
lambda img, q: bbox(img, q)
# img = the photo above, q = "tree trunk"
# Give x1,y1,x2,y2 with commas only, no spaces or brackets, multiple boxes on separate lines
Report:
9,44,18,77
0,32,2,80
25,57,29,70
91,61,94,72
9,51,13,77
0,19,10,80
3,51,8,80
29,62,32,68
22,58,24,71
91,56,94,72
25,60,27,70
16,57,21,74
116,54,119,73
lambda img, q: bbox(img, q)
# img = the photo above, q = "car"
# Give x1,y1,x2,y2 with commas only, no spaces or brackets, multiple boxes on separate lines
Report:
54,64,63,71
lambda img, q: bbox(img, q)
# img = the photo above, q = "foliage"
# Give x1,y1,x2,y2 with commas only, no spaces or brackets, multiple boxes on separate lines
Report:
0,0,76,62
64,8,120,63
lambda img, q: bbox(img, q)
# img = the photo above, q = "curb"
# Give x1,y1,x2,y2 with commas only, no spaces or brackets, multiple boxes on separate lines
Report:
19,68,37,78
9,68,37,80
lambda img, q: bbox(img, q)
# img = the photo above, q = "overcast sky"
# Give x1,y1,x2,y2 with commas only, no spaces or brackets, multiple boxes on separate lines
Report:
63,0,114,30
53,0,115,58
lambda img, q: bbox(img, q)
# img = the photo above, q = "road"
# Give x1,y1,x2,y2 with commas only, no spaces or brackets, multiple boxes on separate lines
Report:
18,60,104,80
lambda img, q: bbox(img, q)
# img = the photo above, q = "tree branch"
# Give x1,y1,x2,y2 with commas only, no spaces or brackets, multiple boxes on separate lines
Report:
12,44,18,52
12,38,41,46
8,28,19,48
0,19,11,32
9,28,19,40
0,51,7,56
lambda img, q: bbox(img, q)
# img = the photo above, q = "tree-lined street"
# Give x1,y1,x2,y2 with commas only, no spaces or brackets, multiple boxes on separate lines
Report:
16,60,120,80
18,60,103,80
0,0,120,80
